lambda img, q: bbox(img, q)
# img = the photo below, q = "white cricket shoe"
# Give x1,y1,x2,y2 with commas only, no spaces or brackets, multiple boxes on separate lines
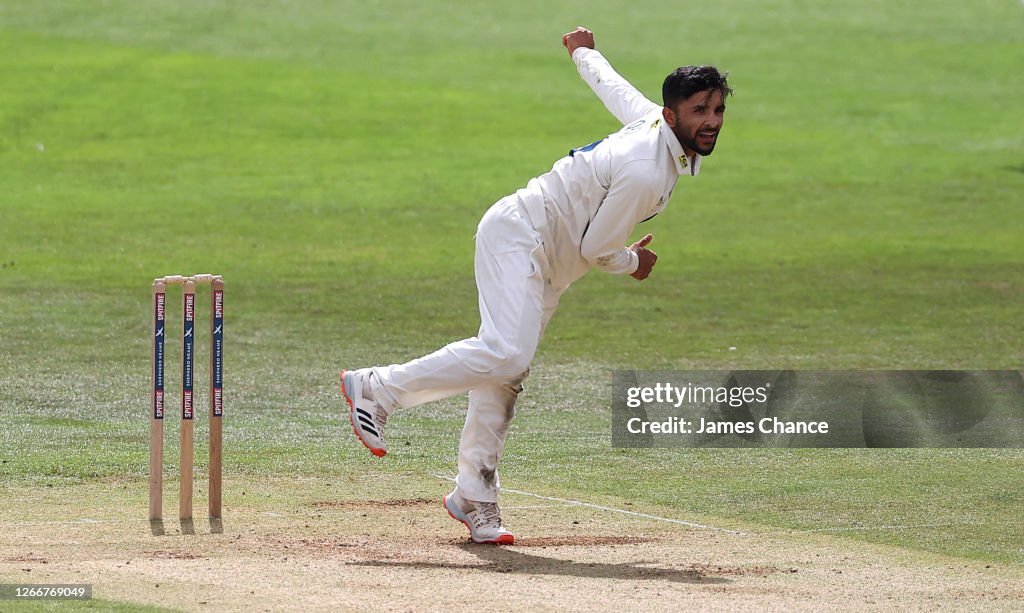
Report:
444,489,515,545
340,369,389,457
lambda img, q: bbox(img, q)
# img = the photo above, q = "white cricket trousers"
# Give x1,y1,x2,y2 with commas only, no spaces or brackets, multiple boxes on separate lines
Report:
375,196,562,502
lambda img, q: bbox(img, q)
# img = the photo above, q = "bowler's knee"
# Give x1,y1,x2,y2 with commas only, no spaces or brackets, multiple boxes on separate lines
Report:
506,368,529,395
494,354,532,380
484,344,532,380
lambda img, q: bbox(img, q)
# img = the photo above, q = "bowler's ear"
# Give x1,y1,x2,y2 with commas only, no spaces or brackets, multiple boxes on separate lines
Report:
662,106,676,127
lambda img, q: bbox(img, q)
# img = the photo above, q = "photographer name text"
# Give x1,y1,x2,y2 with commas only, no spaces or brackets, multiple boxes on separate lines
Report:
626,416,829,435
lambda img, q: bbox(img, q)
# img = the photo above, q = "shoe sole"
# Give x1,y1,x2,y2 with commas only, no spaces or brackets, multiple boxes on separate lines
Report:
443,495,515,545
340,370,387,458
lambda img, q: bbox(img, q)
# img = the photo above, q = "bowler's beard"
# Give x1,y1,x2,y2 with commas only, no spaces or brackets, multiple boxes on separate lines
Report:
673,124,717,156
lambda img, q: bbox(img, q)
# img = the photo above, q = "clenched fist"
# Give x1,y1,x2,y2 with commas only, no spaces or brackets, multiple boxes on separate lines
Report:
629,234,657,281
562,26,595,57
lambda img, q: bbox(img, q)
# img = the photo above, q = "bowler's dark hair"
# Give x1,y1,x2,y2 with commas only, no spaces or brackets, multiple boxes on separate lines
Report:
662,65,733,108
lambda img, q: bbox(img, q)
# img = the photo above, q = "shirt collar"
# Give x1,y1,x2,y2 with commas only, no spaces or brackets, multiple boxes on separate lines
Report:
658,117,701,176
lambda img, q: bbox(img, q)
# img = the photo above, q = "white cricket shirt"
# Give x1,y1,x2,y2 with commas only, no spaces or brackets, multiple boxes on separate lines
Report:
513,47,700,290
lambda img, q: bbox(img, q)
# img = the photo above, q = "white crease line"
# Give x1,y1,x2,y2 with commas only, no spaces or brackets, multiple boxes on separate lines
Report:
432,474,742,534
0,517,219,527
803,522,975,533
503,505,568,510
0,518,131,526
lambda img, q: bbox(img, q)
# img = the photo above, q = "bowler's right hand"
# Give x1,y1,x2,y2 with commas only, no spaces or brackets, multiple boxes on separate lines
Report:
629,234,657,281
562,26,595,57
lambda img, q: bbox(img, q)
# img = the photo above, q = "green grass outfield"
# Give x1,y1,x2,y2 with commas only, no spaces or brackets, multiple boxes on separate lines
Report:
1,0,1022,607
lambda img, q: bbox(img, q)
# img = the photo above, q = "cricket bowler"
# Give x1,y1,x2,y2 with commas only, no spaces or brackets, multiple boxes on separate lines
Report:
341,27,732,544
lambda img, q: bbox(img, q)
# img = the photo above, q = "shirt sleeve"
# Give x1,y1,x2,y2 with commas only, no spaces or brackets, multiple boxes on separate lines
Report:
573,47,662,126
580,160,661,275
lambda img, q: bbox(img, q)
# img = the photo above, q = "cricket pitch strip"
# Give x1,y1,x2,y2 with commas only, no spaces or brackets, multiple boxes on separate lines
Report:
1,476,1021,612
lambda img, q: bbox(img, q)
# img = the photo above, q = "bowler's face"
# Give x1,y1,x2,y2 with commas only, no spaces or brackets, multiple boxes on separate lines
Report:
665,89,726,157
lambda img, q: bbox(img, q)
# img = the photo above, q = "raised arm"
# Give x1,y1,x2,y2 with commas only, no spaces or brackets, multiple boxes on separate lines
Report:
562,27,662,126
